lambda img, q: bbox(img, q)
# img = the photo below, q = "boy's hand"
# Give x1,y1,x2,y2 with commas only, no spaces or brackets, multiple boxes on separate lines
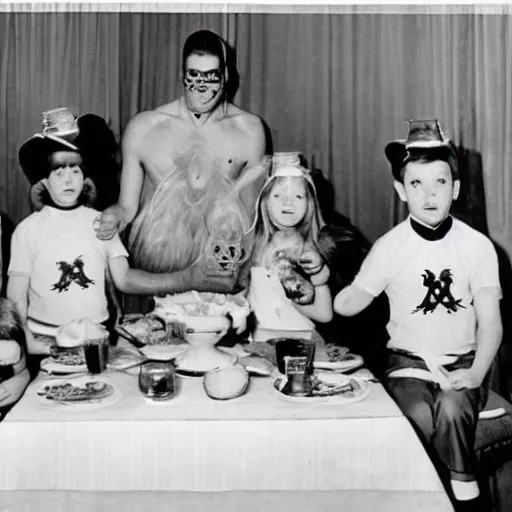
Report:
94,207,120,241
446,368,484,390
310,264,330,287
298,250,323,275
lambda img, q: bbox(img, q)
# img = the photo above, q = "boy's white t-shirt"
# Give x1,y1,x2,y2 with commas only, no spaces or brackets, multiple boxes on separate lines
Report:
353,216,501,357
8,206,128,333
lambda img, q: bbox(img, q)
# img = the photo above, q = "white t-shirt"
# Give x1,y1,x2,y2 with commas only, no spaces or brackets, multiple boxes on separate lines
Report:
248,266,315,332
353,216,501,357
8,206,128,333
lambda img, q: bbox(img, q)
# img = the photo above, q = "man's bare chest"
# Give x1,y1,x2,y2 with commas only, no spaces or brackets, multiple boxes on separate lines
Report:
140,121,249,182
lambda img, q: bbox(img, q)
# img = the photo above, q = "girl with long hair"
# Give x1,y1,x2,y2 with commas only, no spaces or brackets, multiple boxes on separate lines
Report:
247,153,333,341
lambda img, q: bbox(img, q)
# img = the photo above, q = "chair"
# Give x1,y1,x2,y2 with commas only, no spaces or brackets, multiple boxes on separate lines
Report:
474,363,512,512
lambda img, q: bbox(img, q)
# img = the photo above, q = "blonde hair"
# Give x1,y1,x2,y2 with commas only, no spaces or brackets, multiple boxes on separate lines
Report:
252,175,323,266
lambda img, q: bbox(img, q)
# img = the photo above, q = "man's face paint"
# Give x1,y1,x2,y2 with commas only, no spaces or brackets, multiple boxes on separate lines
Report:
183,54,225,114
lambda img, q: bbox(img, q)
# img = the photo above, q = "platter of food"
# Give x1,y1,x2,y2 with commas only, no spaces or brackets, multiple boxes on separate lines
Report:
273,372,372,404
35,376,122,409
40,347,87,374
152,291,250,331
313,344,364,372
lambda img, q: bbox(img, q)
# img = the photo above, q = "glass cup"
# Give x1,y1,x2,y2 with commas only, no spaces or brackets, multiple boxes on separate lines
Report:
83,337,109,374
138,361,176,401
274,338,316,376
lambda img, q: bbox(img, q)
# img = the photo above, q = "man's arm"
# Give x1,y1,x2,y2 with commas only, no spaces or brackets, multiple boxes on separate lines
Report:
6,275,49,356
448,287,503,390
108,256,237,295
243,114,266,168
95,114,148,240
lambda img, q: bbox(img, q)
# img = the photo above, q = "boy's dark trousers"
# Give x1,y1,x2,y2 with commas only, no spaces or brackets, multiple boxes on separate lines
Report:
382,350,488,482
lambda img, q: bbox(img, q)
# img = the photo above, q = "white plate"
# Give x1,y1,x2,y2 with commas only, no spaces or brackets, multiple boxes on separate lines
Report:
35,376,122,410
139,344,187,361
273,375,372,405
313,353,364,372
41,345,146,374
40,358,88,375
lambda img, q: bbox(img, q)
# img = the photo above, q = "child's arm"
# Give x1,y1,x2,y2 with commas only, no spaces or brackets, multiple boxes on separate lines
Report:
0,354,30,408
291,265,333,323
6,275,50,355
334,282,375,317
448,287,502,390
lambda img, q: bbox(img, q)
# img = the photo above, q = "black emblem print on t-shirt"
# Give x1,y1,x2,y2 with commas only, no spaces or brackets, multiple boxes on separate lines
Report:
51,255,95,293
412,269,465,315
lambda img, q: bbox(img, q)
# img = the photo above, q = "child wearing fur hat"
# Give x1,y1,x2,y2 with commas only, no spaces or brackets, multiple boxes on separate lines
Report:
334,120,502,512
247,152,333,341
7,108,213,357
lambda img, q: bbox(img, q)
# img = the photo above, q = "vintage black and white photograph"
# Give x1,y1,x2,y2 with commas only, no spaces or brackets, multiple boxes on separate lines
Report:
0,2,511,511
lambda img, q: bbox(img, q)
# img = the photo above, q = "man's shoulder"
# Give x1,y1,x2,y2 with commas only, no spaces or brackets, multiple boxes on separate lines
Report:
225,103,264,134
125,102,180,136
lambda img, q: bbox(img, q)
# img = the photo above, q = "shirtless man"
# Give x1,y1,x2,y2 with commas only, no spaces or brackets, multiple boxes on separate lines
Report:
96,30,268,296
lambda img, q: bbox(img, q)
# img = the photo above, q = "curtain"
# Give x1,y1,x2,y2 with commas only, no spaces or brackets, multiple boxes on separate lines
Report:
1,11,512,258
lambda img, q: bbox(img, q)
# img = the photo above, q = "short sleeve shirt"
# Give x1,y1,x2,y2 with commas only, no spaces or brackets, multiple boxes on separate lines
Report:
353,216,501,356
8,206,128,330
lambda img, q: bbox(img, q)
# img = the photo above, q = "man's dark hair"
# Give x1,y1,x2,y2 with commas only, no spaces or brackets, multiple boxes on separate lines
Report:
182,30,226,75
398,144,459,183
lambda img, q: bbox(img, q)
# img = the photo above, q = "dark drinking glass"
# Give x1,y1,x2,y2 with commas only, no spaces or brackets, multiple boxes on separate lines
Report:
84,338,109,374
139,362,176,401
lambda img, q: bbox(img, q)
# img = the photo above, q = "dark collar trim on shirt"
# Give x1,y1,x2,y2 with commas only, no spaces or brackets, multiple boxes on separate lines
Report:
410,215,453,241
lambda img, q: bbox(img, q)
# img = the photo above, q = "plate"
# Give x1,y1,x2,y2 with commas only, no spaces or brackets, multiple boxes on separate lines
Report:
140,343,187,361
35,376,122,410
175,347,238,377
273,374,372,404
40,347,87,375
313,354,364,372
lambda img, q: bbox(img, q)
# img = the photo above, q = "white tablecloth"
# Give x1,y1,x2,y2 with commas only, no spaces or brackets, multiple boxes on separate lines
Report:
0,357,453,511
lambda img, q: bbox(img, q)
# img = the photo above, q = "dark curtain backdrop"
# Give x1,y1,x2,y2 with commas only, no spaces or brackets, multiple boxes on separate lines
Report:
1,11,512,256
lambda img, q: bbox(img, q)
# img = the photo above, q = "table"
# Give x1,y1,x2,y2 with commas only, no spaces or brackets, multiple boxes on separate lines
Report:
0,362,454,511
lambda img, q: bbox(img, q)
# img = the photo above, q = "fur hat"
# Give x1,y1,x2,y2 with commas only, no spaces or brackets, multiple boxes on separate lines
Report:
385,119,452,180
18,107,116,185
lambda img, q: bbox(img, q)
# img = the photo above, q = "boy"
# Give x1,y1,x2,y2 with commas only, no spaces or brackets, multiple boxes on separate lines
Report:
334,120,502,512
7,108,217,357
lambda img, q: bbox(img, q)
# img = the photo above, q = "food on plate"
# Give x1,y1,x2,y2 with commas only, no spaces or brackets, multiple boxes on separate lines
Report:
37,380,114,402
49,346,86,366
325,344,351,362
240,342,277,365
239,355,275,376
310,372,363,397
153,291,250,331
118,315,183,346
0,340,22,366
56,318,108,348
203,363,250,400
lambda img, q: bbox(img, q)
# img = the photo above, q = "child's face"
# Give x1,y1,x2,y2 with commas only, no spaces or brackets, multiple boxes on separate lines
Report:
44,151,84,207
394,160,460,227
267,177,308,229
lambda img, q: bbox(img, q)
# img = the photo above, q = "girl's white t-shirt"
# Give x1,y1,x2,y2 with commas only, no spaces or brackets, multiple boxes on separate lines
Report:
248,266,315,334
